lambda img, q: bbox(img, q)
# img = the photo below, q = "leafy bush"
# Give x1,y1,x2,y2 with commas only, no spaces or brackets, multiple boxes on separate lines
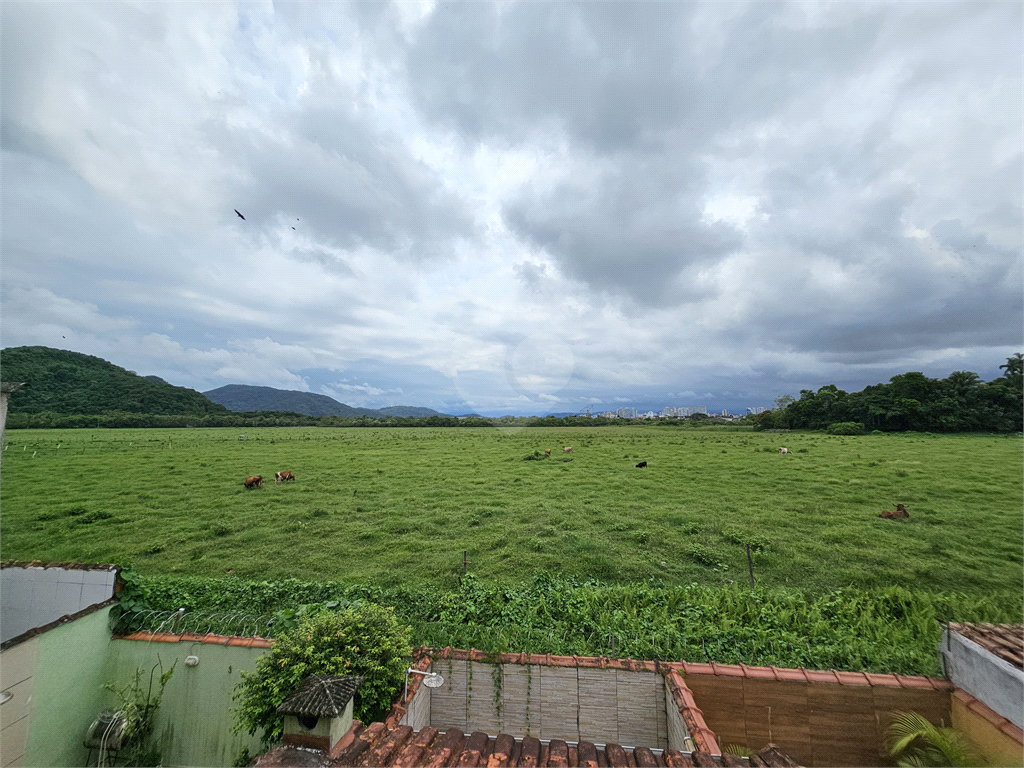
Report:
232,603,411,746
827,422,865,435
721,525,771,552
685,543,727,569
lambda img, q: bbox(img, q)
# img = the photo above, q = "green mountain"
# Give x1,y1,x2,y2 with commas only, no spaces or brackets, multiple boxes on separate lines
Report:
202,384,447,419
1,346,229,416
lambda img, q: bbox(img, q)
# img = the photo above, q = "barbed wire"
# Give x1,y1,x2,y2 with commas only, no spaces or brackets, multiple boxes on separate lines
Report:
113,609,277,638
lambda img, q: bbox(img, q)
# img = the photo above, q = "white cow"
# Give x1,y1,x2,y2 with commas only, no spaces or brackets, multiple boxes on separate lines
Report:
778,447,791,454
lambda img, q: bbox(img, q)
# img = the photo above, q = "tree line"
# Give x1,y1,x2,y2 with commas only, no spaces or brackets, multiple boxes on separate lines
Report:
754,354,1023,433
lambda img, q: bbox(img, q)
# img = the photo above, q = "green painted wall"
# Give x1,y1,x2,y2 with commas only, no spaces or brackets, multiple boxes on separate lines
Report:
24,605,114,768
103,639,268,767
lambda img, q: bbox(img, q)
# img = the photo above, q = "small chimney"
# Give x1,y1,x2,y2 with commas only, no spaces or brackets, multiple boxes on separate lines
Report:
276,674,364,752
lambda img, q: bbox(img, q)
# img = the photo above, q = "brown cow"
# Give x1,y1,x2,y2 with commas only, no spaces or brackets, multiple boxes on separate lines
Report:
880,504,909,520
563,446,572,453
244,475,263,489
275,471,296,483
544,449,551,455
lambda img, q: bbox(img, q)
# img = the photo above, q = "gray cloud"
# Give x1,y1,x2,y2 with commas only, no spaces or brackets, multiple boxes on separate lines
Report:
1,1,1019,415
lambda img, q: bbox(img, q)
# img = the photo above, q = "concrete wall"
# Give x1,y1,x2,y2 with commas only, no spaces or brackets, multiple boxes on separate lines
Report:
103,638,268,767
428,659,668,748
940,626,1024,729
1,565,117,644
17,605,114,768
684,673,951,768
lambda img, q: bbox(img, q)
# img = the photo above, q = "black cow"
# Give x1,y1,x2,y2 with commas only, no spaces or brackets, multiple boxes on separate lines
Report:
635,461,648,468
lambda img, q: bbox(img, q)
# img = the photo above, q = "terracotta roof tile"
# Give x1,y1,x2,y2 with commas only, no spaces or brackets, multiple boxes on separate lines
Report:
863,673,900,687
949,623,1024,670
740,665,778,680
680,662,715,676
894,675,934,690
709,663,744,677
997,721,1024,743
803,669,838,684
832,671,869,686
770,667,808,683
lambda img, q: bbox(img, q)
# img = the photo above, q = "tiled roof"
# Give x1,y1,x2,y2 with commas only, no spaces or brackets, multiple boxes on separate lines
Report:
949,623,1024,670
254,724,803,767
278,675,364,718
114,630,273,648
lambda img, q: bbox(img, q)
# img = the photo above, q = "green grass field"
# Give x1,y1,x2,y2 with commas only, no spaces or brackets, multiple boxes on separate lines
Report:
2,426,1020,596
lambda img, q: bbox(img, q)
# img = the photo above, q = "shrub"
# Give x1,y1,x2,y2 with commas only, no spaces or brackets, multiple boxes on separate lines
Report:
685,543,727,569
721,525,771,552
827,422,865,435
233,603,412,746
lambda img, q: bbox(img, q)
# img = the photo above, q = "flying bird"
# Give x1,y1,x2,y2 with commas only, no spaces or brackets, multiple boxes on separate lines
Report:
291,227,296,230
234,209,245,220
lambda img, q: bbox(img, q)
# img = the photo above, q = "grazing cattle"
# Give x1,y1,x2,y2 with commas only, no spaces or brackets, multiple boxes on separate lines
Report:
275,471,295,483
880,504,909,520
544,449,551,455
244,475,263,489
778,447,791,454
563,446,572,453
635,461,648,468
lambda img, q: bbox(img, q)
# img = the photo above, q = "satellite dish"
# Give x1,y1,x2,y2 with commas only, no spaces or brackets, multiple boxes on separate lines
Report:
423,673,445,688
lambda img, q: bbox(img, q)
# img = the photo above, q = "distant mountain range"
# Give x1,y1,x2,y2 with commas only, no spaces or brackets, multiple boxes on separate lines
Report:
0,346,450,419
203,384,449,419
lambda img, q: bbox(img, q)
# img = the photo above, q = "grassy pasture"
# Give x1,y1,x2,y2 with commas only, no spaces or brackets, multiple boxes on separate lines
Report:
1,426,1020,596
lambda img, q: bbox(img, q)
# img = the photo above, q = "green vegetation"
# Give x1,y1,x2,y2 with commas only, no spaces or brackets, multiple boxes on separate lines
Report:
3,427,1021,598
1,347,227,416
757,355,1023,433
115,572,1019,678
232,605,411,746
887,710,984,767
102,659,176,767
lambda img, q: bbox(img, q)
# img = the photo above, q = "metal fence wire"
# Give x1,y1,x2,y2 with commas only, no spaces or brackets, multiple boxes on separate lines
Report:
112,609,277,638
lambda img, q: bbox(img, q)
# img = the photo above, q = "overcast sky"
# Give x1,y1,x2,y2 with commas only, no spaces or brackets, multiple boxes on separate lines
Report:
2,1,1021,416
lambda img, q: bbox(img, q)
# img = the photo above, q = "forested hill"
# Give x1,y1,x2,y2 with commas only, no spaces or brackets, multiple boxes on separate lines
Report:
203,384,447,419
0,347,228,416
757,354,1024,433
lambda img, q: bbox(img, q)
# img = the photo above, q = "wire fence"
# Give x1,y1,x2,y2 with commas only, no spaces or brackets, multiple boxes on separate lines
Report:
113,609,277,639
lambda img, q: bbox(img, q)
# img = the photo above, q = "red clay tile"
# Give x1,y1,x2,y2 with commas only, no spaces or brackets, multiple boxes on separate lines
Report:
226,636,252,647
997,721,1024,743
709,662,744,677
740,664,778,680
968,700,1009,728
951,688,974,705
864,673,900,687
770,667,808,682
833,671,869,686
894,675,934,689
548,739,569,768
605,745,629,768
250,638,273,649
681,662,715,676
328,722,363,761
518,736,541,768
803,669,839,683
550,655,576,668
928,677,954,691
